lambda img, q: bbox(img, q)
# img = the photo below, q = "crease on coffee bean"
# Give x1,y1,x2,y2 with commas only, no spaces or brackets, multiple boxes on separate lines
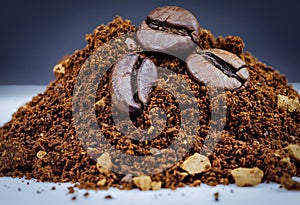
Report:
145,18,192,38
201,51,248,87
133,54,144,70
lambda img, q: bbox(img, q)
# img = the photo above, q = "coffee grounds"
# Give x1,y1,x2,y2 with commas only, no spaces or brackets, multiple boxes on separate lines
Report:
83,192,89,197
104,194,113,199
214,192,219,201
0,17,299,190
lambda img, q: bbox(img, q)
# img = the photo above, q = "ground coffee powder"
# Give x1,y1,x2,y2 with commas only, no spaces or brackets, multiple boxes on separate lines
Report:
0,14,299,191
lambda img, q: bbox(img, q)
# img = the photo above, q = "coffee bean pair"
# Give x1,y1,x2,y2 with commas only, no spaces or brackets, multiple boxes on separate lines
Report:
110,6,250,117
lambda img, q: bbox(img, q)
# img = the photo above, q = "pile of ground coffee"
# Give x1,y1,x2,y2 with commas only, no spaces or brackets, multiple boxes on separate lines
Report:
0,15,299,191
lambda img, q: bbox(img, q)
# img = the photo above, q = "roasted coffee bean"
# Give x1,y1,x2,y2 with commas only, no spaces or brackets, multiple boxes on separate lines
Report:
136,6,201,55
110,53,157,116
186,48,249,91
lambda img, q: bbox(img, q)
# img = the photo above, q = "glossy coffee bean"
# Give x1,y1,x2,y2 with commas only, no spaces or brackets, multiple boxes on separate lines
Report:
186,48,250,91
110,53,157,116
136,6,201,55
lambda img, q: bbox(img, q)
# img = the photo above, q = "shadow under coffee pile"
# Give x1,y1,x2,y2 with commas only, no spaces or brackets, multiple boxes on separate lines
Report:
0,17,299,190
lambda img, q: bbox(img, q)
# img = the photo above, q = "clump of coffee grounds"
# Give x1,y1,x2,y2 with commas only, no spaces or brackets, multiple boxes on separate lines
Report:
0,17,299,190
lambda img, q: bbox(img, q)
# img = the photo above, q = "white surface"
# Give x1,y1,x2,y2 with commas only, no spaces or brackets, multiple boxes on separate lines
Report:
1,177,300,205
0,84,300,205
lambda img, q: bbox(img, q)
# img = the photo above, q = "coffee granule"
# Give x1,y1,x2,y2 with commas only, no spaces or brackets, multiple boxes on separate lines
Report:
68,186,75,194
0,15,299,191
214,192,219,201
104,194,113,199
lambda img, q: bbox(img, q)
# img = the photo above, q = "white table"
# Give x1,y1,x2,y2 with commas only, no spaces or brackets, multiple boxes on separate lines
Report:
0,85,299,205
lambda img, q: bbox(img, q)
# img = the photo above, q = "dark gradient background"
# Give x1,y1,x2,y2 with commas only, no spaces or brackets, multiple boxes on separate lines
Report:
0,0,299,85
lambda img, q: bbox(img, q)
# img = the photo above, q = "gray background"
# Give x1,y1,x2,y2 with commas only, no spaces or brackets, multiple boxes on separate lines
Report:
0,0,299,85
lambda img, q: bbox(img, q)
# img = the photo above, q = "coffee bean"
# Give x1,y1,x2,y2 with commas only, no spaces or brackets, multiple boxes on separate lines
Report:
110,53,157,117
136,6,201,55
186,48,249,91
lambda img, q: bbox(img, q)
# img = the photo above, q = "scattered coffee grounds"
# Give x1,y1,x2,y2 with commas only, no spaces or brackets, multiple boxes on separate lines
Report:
214,192,219,201
0,5,299,192
71,196,77,201
51,186,56,190
68,186,75,194
104,194,113,199
83,192,89,197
